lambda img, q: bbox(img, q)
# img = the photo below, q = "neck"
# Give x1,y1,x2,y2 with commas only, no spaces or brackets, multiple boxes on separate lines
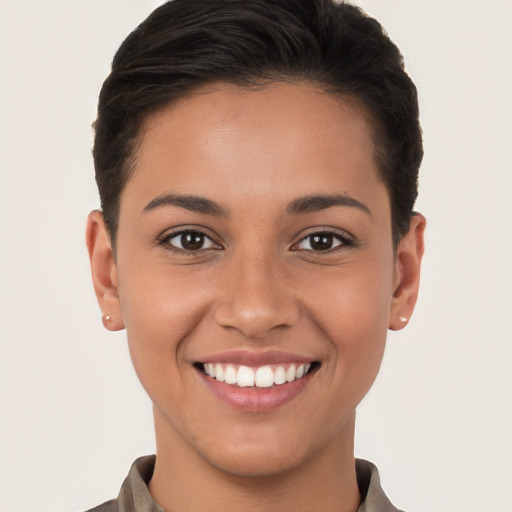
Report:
148,408,361,512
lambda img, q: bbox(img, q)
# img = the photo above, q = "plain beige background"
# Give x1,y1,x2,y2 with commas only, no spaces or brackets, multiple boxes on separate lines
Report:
1,1,511,511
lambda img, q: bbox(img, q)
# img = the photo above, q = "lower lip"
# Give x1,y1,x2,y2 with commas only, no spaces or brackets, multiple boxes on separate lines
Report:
197,370,314,412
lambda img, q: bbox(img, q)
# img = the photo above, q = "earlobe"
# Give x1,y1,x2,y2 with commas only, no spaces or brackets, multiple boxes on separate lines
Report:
86,210,125,331
389,213,426,331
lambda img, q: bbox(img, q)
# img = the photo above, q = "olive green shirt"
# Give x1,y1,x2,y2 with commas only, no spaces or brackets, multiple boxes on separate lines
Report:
85,455,402,512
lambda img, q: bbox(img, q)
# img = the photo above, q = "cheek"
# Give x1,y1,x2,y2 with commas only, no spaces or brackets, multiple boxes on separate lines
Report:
116,261,213,394
302,252,394,384
304,252,394,333
314,281,389,362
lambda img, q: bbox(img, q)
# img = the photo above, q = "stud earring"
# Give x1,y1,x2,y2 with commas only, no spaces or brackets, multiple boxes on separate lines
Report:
104,314,111,322
399,316,407,323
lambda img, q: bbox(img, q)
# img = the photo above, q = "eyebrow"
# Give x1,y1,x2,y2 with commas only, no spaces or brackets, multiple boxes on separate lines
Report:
286,194,371,216
143,193,227,216
142,192,371,217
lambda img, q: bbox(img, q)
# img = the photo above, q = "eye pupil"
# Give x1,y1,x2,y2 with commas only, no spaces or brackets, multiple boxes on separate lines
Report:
311,234,333,250
181,232,204,250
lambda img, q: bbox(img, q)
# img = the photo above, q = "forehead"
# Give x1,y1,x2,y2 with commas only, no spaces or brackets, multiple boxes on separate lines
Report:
125,82,387,215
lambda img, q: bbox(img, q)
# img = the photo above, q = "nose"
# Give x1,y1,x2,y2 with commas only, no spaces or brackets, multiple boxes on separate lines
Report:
214,251,301,339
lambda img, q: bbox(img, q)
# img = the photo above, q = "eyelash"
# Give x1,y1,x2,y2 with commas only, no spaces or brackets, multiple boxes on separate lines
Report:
292,230,354,252
158,228,354,254
158,229,221,255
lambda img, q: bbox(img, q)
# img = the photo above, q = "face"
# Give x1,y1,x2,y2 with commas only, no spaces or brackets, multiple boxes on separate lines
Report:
88,82,423,478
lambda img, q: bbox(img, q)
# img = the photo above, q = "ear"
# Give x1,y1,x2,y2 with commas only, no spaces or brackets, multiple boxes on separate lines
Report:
86,210,124,331
389,213,426,331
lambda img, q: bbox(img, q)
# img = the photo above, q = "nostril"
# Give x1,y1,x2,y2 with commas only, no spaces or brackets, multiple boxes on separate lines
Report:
213,276,301,339
214,307,300,340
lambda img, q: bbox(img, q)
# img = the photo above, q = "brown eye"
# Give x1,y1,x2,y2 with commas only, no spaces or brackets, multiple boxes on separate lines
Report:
167,230,216,251
296,232,348,251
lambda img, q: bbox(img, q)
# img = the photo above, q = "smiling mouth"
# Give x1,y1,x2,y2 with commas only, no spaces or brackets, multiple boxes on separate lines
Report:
196,362,320,389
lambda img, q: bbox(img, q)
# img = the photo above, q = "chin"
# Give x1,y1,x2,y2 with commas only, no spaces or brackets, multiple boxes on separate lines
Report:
204,445,306,478
192,421,329,479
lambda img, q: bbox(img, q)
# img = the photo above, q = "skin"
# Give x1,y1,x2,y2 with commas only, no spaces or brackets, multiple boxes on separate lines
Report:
87,82,425,512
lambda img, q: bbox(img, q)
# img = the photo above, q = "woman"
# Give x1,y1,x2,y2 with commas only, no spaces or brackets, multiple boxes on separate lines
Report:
86,0,425,510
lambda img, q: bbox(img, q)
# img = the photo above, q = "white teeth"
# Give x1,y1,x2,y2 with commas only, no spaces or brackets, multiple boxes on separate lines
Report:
224,364,237,384
286,364,296,383
255,365,274,388
202,362,314,388
274,366,286,385
237,365,255,387
214,363,225,382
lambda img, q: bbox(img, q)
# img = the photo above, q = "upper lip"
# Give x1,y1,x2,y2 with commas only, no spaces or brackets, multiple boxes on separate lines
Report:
196,350,317,367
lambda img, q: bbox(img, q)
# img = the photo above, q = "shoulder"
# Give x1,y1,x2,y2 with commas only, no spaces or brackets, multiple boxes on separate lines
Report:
83,498,118,512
